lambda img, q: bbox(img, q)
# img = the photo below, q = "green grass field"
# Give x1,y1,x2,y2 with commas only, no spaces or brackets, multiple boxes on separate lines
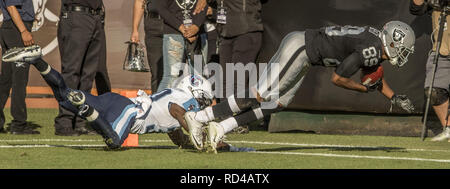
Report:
1,109,450,169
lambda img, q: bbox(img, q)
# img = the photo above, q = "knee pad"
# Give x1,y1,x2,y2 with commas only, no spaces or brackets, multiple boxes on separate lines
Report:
424,87,449,106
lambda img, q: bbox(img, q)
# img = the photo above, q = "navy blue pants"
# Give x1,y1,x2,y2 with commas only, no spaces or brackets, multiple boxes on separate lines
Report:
42,63,136,146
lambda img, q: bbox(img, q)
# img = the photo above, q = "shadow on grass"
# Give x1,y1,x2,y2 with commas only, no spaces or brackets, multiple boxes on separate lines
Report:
5,143,180,152
258,146,406,153
5,122,43,131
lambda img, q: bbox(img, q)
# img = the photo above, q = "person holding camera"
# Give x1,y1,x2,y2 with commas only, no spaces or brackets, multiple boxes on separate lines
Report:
410,0,450,141
55,0,109,136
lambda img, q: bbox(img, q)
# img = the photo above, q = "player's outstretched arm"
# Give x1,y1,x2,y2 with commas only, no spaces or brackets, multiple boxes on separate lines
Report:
170,103,189,131
379,78,394,100
380,78,416,113
168,103,195,149
331,72,368,93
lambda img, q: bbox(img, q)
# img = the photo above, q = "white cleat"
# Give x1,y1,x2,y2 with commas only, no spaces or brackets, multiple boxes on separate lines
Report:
431,127,450,142
184,112,204,150
207,121,225,154
2,45,42,63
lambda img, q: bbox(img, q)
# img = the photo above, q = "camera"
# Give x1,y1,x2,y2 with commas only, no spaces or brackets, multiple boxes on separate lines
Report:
428,0,450,10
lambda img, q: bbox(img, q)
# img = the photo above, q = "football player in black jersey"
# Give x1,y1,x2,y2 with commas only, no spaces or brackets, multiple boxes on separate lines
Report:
184,21,417,152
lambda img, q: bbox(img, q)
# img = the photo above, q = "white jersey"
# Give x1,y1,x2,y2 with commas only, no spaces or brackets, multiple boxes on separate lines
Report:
130,89,200,134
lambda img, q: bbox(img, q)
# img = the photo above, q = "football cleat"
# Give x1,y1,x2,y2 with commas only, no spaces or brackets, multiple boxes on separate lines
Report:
67,89,86,106
431,127,450,142
184,112,204,150
2,45,42,63
207,121,225,154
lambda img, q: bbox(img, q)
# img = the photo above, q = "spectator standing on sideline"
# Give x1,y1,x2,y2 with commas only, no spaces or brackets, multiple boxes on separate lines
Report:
0,0,38,134
130,0,165,92
152,0,207,92
55,0,109,136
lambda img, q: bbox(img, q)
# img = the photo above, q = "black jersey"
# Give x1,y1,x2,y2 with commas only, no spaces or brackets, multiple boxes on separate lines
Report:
305,25,384,78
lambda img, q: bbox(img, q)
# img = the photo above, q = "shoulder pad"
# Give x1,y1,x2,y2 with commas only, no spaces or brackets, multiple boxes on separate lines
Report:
368,27,381,37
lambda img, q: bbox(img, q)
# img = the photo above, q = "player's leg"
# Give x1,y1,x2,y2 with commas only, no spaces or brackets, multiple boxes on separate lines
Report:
426,52,450,141
3,47,124,148
206,32,311,152
429,88,450,141
184,94,259,150
207,68,309,152
188,31,309,125
36,59,122,148
257,31,309,102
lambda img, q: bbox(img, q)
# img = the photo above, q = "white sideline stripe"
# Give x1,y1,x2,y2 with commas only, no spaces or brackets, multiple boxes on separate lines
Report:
1,144,449,164
251,151,450,163
0,139,103,142
226,140,450,153
1,139,449,153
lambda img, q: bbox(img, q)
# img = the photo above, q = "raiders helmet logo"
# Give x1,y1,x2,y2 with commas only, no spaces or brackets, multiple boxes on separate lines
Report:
176,0,197,10
393,29,406,43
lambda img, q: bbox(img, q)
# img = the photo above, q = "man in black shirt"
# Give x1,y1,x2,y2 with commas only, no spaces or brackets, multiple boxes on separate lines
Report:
185,21,417,152
55,0,110,136
151,0,207,92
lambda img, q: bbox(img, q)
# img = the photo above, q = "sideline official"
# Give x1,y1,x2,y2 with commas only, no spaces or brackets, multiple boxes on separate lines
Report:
56,0,109,136
0,0,38,134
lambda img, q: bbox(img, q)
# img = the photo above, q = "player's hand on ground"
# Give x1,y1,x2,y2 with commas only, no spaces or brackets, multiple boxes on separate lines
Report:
21,30,34,46
391,94,415,113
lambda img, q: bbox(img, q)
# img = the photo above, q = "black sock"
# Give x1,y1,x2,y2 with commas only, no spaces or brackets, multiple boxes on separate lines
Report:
234,107,281,126
212,97,259,120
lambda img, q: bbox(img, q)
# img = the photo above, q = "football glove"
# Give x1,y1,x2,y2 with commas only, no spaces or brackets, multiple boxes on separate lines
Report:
390,94,415,113
363,79,383,92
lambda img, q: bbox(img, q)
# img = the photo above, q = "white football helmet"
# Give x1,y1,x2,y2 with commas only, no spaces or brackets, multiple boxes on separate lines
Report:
173,75,214,109
380,21,415,68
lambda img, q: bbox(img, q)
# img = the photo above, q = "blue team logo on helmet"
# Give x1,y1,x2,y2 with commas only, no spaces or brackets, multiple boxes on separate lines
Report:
190,75,203,87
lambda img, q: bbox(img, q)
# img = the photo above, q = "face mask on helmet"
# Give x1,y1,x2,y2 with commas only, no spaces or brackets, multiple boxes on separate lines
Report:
381,21,415,68
173,75,214,109
192,89,213,109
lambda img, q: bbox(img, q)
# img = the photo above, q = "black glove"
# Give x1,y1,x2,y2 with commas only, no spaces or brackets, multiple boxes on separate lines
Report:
363,79,383,92
390,94,415,113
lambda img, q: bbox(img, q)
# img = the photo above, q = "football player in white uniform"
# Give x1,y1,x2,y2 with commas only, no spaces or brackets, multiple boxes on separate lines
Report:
2,45,253,152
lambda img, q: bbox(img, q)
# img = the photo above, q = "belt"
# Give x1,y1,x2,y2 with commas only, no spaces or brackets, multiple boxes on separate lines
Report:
64,5,104,16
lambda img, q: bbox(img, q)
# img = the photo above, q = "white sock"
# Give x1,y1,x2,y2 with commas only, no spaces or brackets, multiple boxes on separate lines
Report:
220,117,238,134
86,109,99,122
195,106,214,123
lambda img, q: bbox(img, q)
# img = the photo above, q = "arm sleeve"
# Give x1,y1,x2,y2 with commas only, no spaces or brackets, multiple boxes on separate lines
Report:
334,52,362,78
5,0,23,7
153,0,183,31
192,5,207,27
409,0,428,16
